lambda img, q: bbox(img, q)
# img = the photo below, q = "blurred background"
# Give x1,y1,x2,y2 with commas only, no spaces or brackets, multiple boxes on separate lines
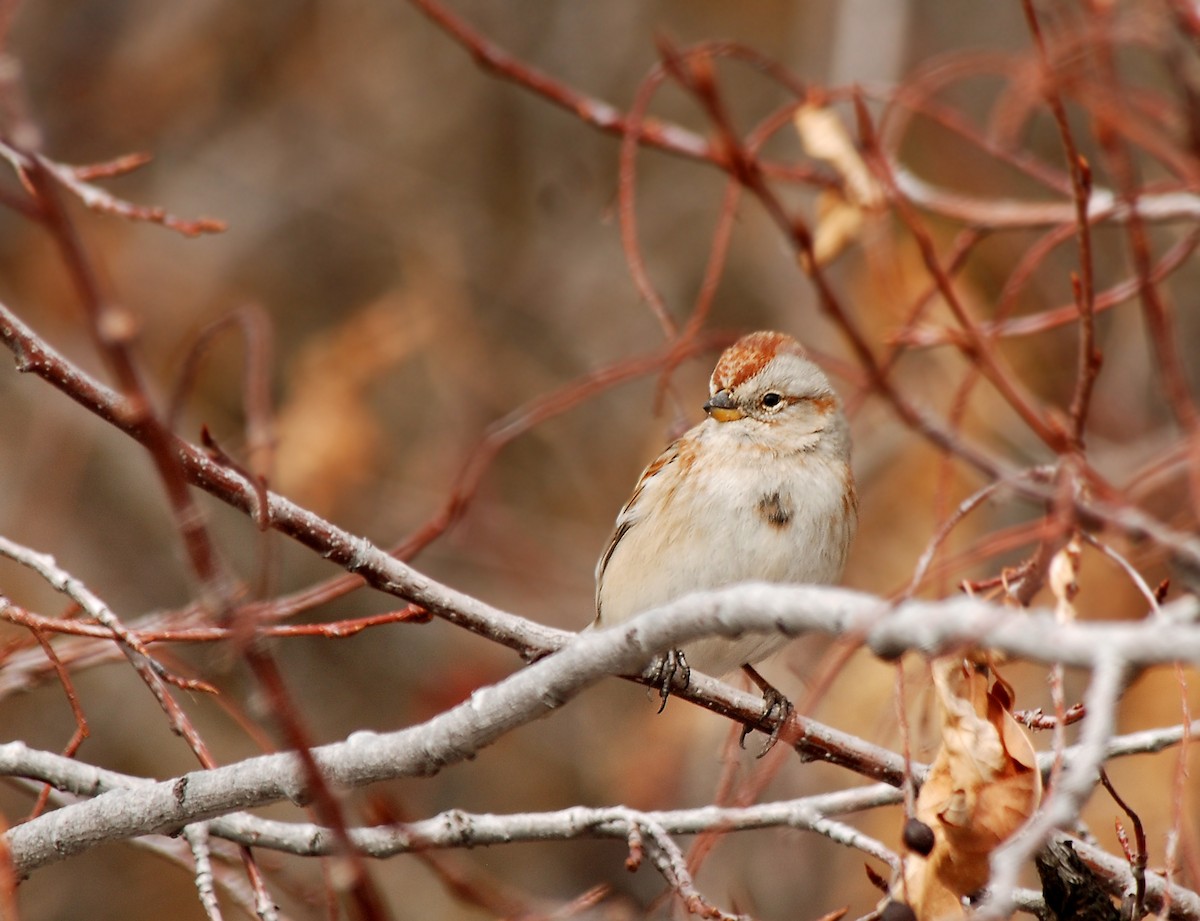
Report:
0,1,1198,918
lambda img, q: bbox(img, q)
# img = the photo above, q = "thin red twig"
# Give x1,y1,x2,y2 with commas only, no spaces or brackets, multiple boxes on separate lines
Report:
1100,767,1148,919
1021,0,1101,451
26,627,89,821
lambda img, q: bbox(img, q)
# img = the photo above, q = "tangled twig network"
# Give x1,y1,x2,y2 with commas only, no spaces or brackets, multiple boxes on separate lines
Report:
0,1,1199,919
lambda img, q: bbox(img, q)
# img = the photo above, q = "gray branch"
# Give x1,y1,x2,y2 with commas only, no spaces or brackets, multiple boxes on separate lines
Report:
893,165,1200,228
5,582,1200,879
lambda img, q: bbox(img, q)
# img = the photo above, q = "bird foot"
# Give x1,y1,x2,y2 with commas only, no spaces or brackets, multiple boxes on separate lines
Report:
738,664,794,757
651,648,691,713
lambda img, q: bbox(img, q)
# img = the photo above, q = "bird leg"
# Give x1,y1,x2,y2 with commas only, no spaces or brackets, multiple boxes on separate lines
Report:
651,648,690,712
739,663,794,756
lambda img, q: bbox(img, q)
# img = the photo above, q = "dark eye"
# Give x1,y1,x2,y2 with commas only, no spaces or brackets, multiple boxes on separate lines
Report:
761,392,784,409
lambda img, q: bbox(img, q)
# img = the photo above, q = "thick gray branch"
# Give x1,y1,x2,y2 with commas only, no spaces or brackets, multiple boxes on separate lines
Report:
5,583,1200,875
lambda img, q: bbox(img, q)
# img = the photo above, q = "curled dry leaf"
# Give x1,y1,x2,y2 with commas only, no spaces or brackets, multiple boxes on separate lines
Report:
1048,536,1082,623
893,659,1042,920
811,189,867,268
794,103,885,267
794,104,885,209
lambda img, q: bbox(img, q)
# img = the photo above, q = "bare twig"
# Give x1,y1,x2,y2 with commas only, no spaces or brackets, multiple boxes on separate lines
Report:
1100,768,1148,920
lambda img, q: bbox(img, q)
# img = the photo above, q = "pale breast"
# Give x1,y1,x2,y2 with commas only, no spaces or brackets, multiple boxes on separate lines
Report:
595,424,855,676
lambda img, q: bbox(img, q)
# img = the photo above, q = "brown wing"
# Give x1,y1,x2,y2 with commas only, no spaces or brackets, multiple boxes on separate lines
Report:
594,439,683,619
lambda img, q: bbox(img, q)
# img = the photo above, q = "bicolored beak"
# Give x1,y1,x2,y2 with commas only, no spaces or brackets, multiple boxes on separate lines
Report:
703,388,743,422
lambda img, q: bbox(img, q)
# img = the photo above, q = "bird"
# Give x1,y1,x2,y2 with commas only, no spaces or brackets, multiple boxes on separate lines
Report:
593,331,857,738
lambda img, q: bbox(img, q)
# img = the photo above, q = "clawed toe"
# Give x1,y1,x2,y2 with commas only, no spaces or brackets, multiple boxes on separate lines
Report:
739,664,794,756
755,687,794,756
652,648,690,712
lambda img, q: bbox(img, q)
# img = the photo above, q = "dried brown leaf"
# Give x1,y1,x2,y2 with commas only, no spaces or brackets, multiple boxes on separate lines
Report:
794,104,884,266
811,189,867,267
1049,536,1082,622
794,104,884,209
896,659,1042,920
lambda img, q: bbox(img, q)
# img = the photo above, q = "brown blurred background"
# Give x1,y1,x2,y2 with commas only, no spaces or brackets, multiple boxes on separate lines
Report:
1,1,1198,918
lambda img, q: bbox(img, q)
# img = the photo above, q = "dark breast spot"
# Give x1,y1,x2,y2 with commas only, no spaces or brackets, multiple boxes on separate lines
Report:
757,491,792,527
